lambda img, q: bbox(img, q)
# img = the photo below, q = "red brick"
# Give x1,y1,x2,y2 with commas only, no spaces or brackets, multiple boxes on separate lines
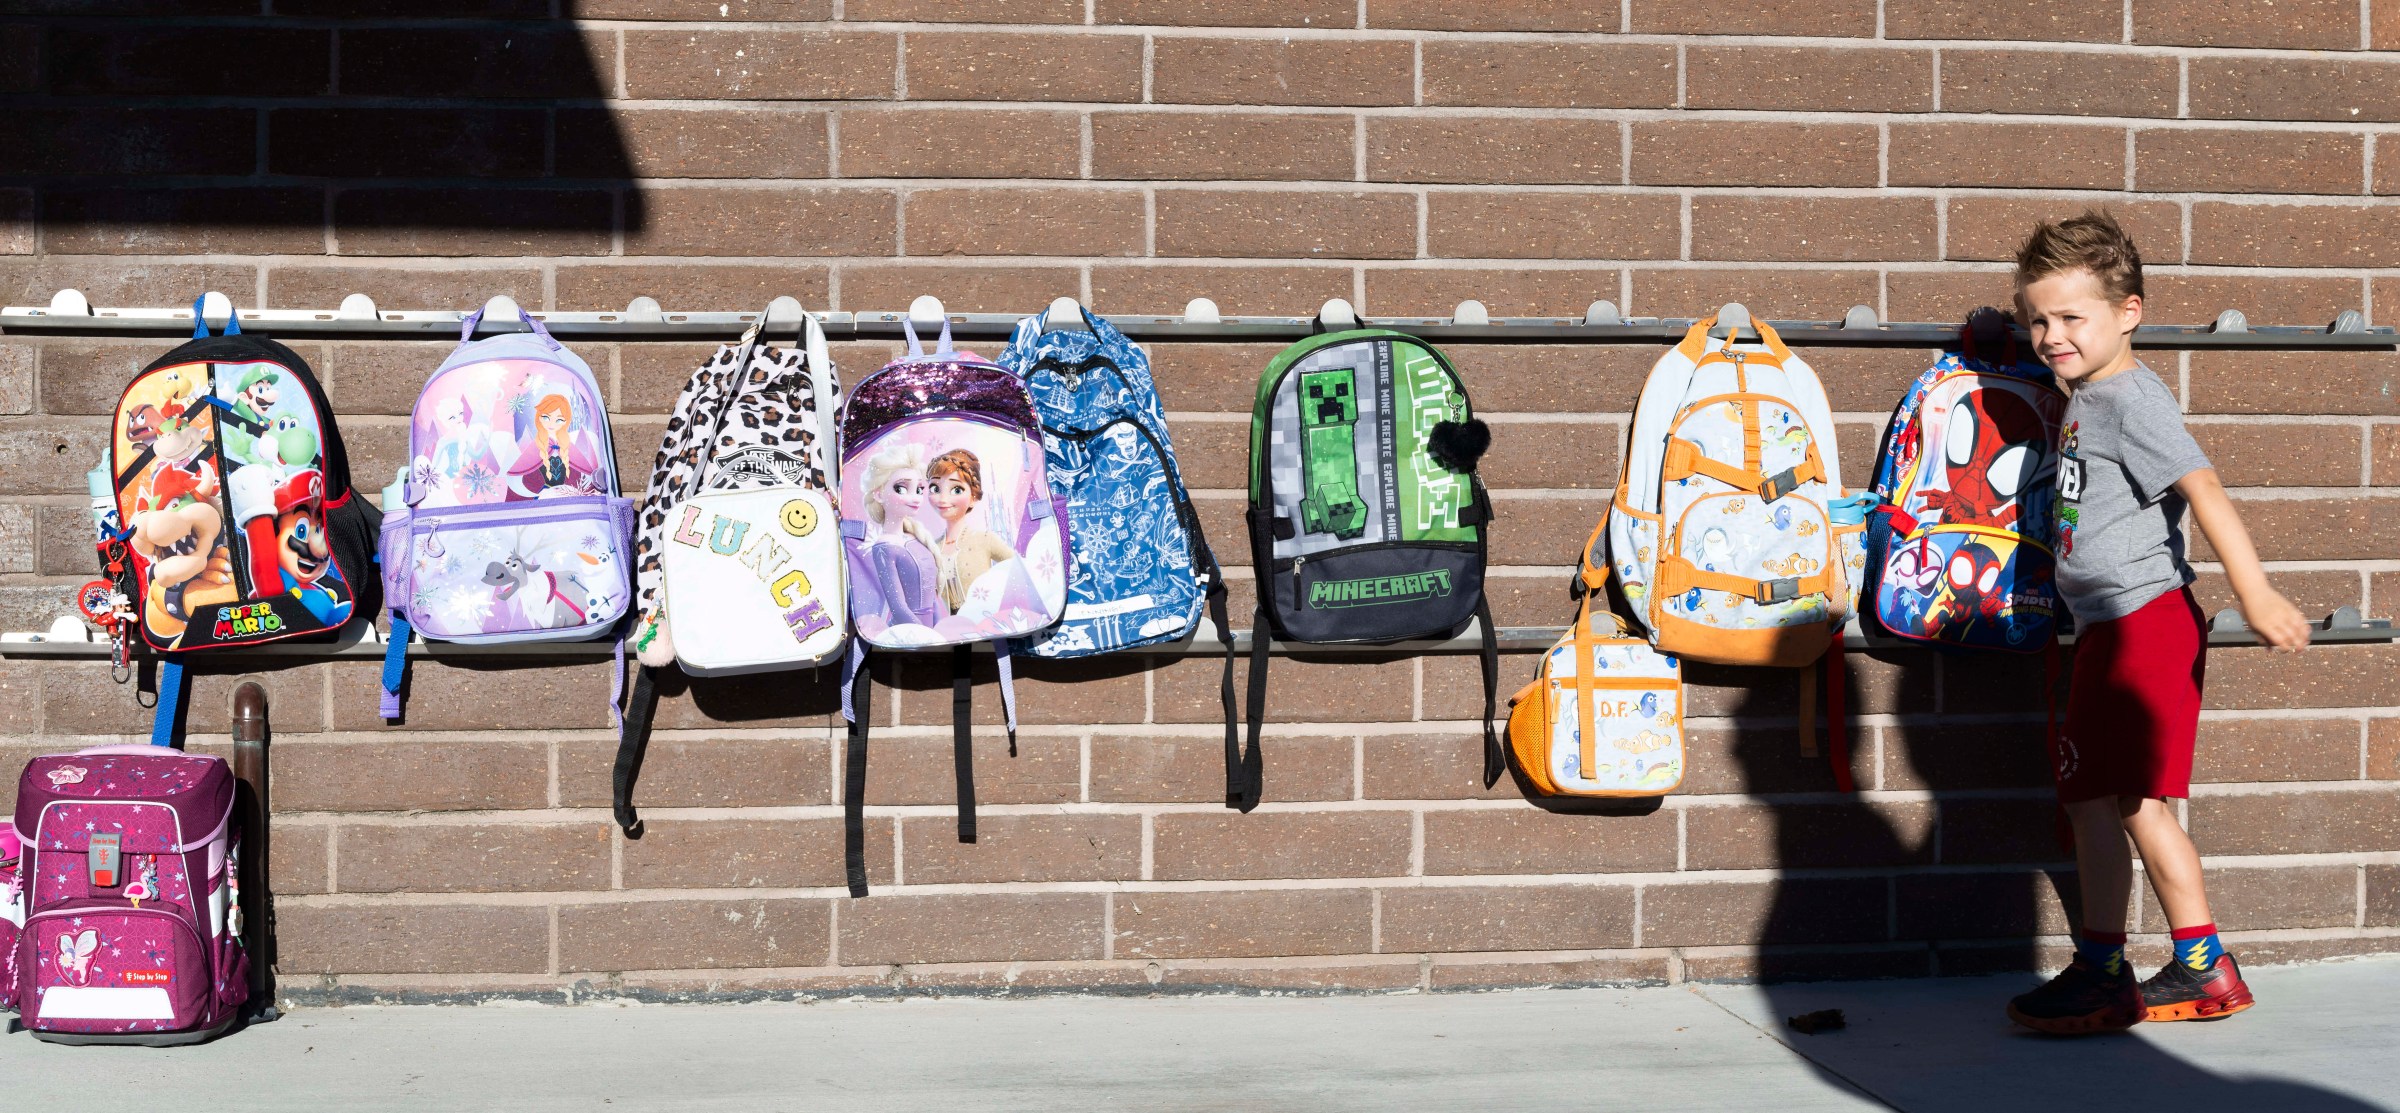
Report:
1362,732,1525,801
2378,425,2400,483
1487,494,1611,567
332,189,614,257
2139,130,2366,196
560,899,831,972
905,188,1145,257
838,263,1081,312
1367,0,1616,30
1112,889,1372,958
1421,807,1677,875
1421,42,1675,109
840,892,1103,963
1154,189,1418,260
1165,418,1251,490
2145,274,2365,329
623,818,885,889
2382,142,2400,196
2197,716,2365,785
2375,864,2400,925
1157,37,1414,107
1879,721,2053,793
1884,270,2016,325
0,109,256,177
271,825,331,897
1936,798,2067,866
341,25,611,97
1365,268,1622,319
2192,788,2400,855
622,30,896,99
330,657,618,731
1425,192,1681,261
560,108,828,179
1092,731,1355,802
50,24,330,95
1944,198,2184,265
1156,652,1410,724
1686,801,1935,870
2195,496,2400,563
1635,268,1881,321
1690,197,1937,264
1633,122,1878,188
2192,570,2362,621
1429,955,1671,988
904,813,1143,884
0,259,257,313
1630,0,1873,35
1154,810,1411,880
908,32,1143,103
2193,203,2400,269
1941,50,2179,118
35,340,179,414
0,415,119,496
2203,644,2400,711
2132,0,2361,49
859,733,1083,805
1094,112,1355,181
836,109,1083,179
1479,419,1621,490
2376,573,2400,621
276,740,549,813
1885,0,2122,41
1144,341,1294,410
1380,883,1637,951
41,189,327,256
337,822,612,894
1890,123,2126,190
267,265,545,313
2192,423,2363,486
1368,118,1622,186
892,653,1146,728
848,0,1081,18
1895,871,2074,940
1641,878,1890,947
2194,57,2400,124
1097,0,1354,25
554,265,833,316
1444,345,1661,414
625,187,895,257
559,736,834,810
279,904,548,975
1685,46,1933,113
267,107,546,179
1158,960,1422,990
1089,265,1354,315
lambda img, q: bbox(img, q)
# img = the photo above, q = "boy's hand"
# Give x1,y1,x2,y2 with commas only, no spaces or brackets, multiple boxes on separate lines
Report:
2239,587,2311,651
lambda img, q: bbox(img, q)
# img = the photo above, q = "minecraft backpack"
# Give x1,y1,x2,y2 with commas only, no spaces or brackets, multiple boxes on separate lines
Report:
997,303,1236,737
1865,330,2065,652
1503,547,1686,798
613,303,846,836
92,297,380,746
377,306,635,722
1242,327,1495,807
11,746,250,1044
836,320,1071,897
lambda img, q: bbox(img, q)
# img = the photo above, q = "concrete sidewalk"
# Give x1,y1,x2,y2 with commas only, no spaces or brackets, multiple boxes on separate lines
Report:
6,956,2397,1112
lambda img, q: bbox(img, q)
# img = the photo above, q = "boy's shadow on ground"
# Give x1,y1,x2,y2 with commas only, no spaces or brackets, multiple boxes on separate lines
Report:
1720,649,2383,1112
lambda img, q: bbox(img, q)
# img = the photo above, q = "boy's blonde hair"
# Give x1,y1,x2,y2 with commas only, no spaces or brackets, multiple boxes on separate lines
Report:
2013,209,2144,303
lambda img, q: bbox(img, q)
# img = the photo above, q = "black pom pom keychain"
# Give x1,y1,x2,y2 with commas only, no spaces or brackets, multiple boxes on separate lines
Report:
1426,419,1491,474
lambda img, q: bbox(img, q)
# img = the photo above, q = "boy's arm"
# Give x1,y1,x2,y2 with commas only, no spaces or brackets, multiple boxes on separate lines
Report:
2176,467,2311,651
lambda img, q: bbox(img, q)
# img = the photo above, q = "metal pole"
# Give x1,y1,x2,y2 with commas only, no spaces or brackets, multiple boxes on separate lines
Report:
229,681,277,1022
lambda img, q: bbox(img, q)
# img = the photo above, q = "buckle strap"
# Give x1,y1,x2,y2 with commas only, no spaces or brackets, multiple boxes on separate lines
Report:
1658,557,1829,606
1663,439,1823,502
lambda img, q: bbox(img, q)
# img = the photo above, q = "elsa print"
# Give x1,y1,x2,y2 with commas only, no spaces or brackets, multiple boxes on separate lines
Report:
858,441,942,635
926,448,1020,616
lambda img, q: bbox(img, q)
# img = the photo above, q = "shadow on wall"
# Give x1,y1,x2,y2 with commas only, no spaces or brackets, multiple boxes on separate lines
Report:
0,5,640,247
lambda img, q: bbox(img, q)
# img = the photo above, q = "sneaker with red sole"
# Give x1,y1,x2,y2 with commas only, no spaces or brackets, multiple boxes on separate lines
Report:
2007,958,2144,1035
2141,953,2255,1022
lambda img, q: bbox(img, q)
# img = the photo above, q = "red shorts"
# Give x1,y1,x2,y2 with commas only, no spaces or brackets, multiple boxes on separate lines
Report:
2050,588,2206,803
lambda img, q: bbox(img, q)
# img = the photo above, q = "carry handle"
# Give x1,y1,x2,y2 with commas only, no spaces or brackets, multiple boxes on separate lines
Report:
687,298,832,501
457,297,563,351
1959,306,2018,368
901,316,956,359
190,293,241,338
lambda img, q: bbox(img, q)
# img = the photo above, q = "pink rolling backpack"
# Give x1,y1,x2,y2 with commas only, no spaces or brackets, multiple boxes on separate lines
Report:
9,746,249,1044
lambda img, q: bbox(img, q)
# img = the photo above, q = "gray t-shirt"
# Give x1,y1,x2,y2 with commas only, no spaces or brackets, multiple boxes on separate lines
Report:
2052,365,2213,624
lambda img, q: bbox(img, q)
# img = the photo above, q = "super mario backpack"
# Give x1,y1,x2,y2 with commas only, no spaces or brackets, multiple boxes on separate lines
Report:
1242,326,1496,807
90,297,380,746
996,302,1236,735
377,305,634,722
613,301,846,836
836,319,1070,896
1865,325,2065,651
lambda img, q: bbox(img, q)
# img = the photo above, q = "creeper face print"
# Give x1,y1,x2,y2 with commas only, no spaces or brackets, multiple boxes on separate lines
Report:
1297,368,1368,539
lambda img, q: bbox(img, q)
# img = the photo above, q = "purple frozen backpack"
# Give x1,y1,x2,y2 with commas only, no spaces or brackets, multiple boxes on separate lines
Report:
11,746,249,1044
836,320,1070,897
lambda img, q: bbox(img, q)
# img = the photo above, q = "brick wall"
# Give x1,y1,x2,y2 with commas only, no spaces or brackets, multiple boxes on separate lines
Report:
1,5,2397,998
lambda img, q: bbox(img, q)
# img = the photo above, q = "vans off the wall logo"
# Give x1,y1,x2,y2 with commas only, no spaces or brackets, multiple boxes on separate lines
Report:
709,446,814,489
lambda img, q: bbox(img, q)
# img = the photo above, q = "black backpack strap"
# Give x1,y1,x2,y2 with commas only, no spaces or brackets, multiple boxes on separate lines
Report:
951,645,978,844
1207,572,1238,806
844,653,874,898
1232,603,1268,812
1476,596,1503,789
612,665,662,837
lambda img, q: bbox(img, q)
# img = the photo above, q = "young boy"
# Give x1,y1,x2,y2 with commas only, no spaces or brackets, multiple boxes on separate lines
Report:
2004,211,2314,1035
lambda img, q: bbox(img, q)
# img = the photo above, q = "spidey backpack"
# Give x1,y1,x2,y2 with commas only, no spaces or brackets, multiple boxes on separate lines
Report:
91,299,380,746
1865,331,2065,651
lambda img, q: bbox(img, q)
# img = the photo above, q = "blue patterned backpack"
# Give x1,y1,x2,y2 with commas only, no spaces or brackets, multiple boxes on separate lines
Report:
998,304,1235,726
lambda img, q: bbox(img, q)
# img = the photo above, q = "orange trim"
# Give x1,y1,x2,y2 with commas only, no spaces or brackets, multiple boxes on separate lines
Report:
1657,556,1832,605
1653,610,1830,668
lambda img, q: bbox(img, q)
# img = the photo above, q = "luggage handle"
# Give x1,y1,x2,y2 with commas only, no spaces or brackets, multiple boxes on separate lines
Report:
457,298,563,351
685,299,832,501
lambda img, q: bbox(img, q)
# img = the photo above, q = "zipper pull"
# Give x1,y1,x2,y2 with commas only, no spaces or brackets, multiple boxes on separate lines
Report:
1290,555,1305,608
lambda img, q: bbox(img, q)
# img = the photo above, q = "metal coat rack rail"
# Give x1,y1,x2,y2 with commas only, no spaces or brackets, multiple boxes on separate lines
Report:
3,291,2393,349
3,290,2393,659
